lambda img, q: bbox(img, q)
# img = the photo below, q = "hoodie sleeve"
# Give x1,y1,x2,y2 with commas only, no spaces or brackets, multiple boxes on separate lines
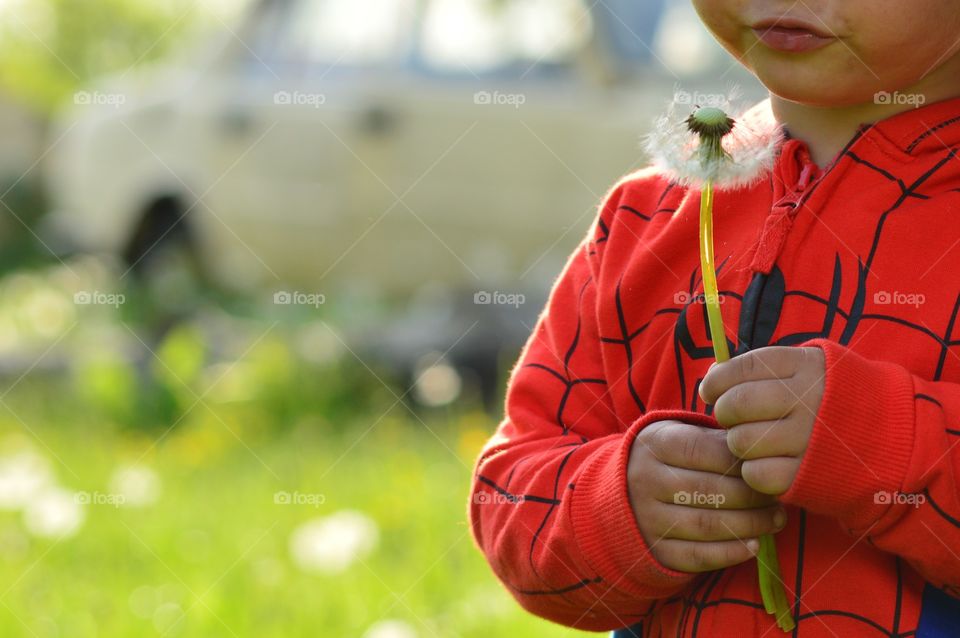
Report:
467,181,700,631
783,338,960,596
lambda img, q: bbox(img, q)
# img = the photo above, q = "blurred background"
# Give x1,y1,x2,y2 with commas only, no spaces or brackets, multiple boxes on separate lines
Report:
0,0,763,636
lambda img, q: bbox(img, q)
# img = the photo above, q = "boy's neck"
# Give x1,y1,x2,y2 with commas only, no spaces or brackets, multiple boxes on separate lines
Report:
770,74,960,169
770,98,892,168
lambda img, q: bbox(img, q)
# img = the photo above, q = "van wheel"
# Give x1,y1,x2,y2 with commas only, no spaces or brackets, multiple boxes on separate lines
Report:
122,197,206,335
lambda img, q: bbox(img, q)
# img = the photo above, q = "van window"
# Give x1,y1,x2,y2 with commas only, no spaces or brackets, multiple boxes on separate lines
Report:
273,0,418,69
417,0,592,75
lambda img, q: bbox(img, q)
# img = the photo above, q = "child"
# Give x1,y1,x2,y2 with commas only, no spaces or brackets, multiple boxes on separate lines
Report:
468,1,960,636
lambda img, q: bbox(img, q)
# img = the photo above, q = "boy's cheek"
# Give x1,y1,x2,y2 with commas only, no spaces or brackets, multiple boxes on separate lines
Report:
690,0,749,52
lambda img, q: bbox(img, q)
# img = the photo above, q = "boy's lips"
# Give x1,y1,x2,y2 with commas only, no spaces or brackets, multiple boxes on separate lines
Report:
751,18,836,53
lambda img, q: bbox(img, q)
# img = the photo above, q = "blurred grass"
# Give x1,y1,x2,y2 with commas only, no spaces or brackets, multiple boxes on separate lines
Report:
0,259,594,637
0,377,592,637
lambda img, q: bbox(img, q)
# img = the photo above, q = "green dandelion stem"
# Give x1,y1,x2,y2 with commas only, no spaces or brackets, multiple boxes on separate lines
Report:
689,105,794,633
698,179,730,363
758,534,796,631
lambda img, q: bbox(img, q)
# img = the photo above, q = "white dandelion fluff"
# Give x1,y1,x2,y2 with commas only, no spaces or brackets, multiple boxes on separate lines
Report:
363,619,418,638
289,510,379,574
644,89,784,190
0,450,55,510
108,465,161,507
23,487,85,539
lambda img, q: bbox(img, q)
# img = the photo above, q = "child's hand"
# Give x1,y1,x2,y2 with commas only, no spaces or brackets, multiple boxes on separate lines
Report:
699,346,826,497
627,419,787,573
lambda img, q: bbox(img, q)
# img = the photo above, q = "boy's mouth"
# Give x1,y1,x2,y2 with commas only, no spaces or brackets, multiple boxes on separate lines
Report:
751,18,836,53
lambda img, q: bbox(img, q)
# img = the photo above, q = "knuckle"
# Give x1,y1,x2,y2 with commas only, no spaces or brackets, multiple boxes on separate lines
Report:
693,474,715,500
681,431,702,467
652,543,676,569
743,460,778,494
724,542,747,566
730,385,751,419
727,427,747,458
739,352,758,378
691,543,715,571
748,511,770,537
694,508,716,536
628,447,658,490
643,420,675,453
775,382,795,413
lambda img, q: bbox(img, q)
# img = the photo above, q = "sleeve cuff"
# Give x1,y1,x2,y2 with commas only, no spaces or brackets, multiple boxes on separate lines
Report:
570,408,718,598
781,339,917,531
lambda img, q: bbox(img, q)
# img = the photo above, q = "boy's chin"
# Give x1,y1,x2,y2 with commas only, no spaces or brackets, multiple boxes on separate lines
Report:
756,77,881,109
746,53,886,108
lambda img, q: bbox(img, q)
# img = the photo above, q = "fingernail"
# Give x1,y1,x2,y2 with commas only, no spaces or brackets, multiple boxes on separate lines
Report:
774,508,787,529
747,539,760,555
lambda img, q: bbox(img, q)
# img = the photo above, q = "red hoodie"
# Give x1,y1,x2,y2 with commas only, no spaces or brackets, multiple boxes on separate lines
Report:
468,97,960,637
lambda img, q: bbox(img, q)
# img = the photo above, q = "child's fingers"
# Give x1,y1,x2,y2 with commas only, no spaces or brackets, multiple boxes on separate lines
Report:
741,457,802,495
699,347,800,404
649,466,777,509
712,379,799,427
651,502,786,542
652,538,760,573
639,420,742,475
727,419,807,460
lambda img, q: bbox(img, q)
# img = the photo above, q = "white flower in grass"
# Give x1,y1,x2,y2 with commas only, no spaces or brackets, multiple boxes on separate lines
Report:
0,451,54,510
363,619,418,638
23,487,85,539
644,88,784,190
289,510,378,574
108,465,161,507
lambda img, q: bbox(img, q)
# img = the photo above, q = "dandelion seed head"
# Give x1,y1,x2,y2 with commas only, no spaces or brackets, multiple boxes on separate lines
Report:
108,465,161,507
289,510,379,574
23,487,85,539
686,107,735,138
644,90,784,190
363,619,418,638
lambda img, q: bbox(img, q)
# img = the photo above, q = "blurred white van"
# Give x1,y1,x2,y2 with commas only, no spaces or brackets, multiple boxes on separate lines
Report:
44,0,760,300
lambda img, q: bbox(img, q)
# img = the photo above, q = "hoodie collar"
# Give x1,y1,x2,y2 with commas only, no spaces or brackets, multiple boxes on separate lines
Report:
741,95,960,161
869,95,960,156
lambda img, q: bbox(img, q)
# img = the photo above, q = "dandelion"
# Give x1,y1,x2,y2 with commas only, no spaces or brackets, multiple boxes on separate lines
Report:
108,465,161,507
644,90,783,190
363,619,418,638
23,487,85,539
0,450,54,510
645,94,793,632
289,510,379,574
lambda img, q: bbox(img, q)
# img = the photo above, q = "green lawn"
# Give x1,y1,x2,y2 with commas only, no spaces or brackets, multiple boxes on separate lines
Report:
0,345,596,637
0,257,602,637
